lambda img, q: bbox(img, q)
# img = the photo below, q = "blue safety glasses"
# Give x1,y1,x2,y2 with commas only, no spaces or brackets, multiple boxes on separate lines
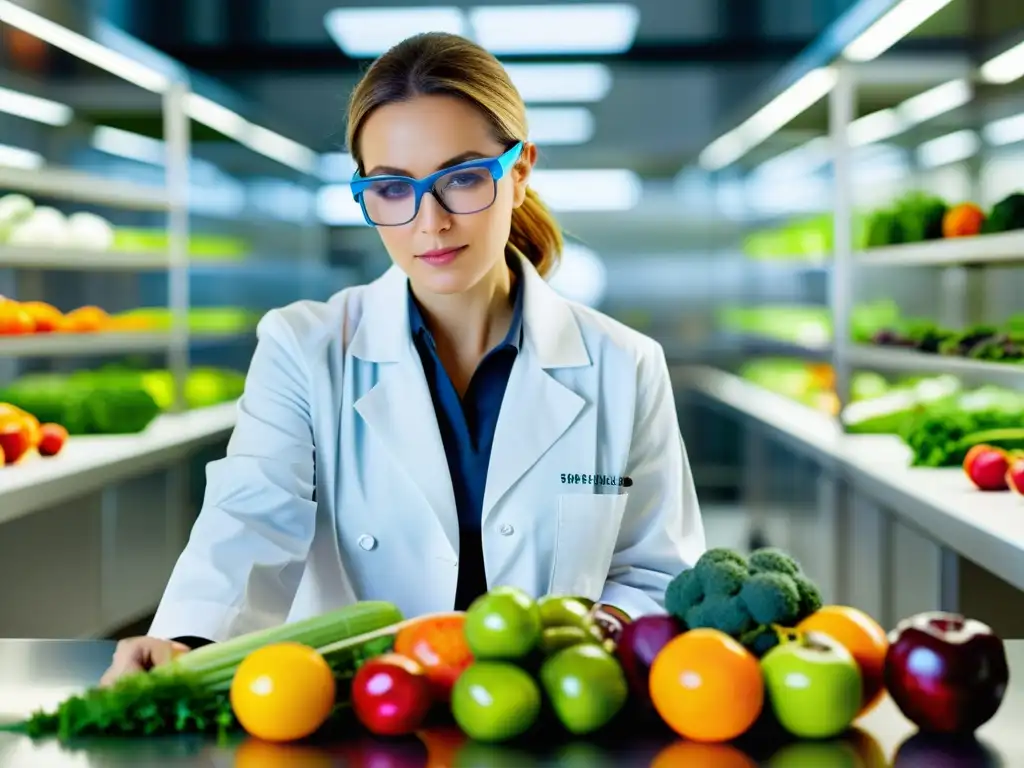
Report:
350,142,524,227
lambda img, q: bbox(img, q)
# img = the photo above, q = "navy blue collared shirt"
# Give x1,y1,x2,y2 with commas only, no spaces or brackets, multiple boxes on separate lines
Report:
408,274,523,610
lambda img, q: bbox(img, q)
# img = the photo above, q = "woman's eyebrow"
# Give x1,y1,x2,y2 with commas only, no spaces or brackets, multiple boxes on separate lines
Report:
365,151,491,178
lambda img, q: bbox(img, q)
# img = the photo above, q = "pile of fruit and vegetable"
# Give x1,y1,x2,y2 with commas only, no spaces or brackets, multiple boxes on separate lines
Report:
6,548,1010,759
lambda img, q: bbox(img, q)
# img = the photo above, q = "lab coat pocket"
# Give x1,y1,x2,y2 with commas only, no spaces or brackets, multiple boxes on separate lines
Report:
549,493,628,601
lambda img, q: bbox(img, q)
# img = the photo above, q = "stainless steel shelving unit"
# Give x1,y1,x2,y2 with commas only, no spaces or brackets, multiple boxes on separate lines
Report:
0,2,331,639
677,0,1024,640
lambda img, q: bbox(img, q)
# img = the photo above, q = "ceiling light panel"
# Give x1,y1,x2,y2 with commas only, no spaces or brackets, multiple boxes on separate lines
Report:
324,7,467,58
527,107,595,145
469,4,639,54
843,0,955,62
504,63,613,103
980,39,1024,85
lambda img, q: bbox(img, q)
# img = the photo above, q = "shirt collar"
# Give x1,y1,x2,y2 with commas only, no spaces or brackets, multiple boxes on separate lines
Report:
407,264,524,352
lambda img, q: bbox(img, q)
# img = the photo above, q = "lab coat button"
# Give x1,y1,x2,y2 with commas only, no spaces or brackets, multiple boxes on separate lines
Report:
499,523,514,536
357,534,377,551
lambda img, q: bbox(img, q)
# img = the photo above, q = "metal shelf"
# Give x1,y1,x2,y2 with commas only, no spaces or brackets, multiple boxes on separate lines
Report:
857,231,1024,268
848,345,1024,382
0,332,173,357
0,166,170,212
0,245,170,271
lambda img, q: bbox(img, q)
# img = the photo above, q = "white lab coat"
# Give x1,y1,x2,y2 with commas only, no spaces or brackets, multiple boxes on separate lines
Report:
149,253,705,641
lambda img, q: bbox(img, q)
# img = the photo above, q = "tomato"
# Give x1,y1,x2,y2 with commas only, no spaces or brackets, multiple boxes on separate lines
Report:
649,628,764,743
393,612,473,700
351,653,433,737
230,642,336,742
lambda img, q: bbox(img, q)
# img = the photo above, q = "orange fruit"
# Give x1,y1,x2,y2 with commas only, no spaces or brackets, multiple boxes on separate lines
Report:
649,628,764,743
230,642,336,742
796,606,889,715
0,303,35,334
943,202,986,238
63,305,110,332
18,301,64,332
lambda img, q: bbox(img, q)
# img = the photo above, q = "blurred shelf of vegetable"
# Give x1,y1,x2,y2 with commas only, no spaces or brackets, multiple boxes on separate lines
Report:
681,365,1024,594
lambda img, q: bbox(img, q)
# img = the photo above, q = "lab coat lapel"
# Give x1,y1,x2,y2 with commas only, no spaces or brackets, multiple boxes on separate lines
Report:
482,255,591,520
351,267,460,557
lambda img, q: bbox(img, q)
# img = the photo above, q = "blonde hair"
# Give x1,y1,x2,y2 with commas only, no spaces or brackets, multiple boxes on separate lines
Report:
345,32,563,278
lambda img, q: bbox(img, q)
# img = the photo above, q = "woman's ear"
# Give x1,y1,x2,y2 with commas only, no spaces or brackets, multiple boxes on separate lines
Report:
511,142,537,208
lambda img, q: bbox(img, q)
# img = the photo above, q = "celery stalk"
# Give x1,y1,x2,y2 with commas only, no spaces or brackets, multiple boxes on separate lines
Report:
6,601,404,741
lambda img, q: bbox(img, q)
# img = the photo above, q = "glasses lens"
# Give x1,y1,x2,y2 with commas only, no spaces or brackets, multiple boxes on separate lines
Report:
362,179,417,225
434,167,496,214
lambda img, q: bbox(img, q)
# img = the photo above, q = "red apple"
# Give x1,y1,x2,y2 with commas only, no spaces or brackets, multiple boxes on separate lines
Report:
614,613,683,703
37,423,68,457
1007,456,1024,496
884,611,1008,735
0,419,31,464
963,446,1009,491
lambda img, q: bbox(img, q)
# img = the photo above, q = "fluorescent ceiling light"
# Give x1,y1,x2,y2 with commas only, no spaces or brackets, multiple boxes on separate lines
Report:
0,85,72,126
324,4,637,58
530,169,641,211
980,39,1024,85
843,0,955,62
317,184,369,226
92,126,165,165
755,137,832,179
917,129,979,168
469,4,639,55
983,113,1024,146
896,78,971,123
699,67,837,171
504,63,612,103
0,143,44,170
527,107,595,145
324,7,466,58
0,0,170,92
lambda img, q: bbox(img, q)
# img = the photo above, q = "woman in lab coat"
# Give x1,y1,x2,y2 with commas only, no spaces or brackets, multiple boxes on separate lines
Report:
101,31,706,682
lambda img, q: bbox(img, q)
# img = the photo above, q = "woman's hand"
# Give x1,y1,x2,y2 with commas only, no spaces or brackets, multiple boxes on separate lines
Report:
99,637,190,687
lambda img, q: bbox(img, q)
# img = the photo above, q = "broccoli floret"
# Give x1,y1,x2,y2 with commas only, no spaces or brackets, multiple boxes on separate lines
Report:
740,624,781,656
698,547,748,569
739,572,801,626
697,559,748,598
683,602,710,631
792,574,823,618
700,596,754,636
665,568,703,623
748,548,800,577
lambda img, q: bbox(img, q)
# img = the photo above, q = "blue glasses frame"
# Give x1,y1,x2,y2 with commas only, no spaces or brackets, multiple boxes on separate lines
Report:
350,141,524,227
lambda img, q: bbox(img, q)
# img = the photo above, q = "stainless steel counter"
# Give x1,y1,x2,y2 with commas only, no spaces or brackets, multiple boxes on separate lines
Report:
0,638,1021,766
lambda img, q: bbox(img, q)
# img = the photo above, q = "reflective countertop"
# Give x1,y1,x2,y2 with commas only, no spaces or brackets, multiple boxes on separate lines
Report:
0,638,1021,767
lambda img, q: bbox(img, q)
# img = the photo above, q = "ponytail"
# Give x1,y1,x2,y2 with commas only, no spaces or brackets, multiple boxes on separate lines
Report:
507,186,563,278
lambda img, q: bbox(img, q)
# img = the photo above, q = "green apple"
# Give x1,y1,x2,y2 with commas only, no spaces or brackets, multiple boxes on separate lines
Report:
760,630,862,740
537,595,593,629
539,644,628,735
464,586,542,660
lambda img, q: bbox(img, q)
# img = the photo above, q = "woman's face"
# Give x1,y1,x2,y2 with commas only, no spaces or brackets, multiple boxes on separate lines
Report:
357,94,534,296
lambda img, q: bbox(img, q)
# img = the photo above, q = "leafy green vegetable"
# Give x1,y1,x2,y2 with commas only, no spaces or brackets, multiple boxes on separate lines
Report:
981,193,1024,234
5,603,403,742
